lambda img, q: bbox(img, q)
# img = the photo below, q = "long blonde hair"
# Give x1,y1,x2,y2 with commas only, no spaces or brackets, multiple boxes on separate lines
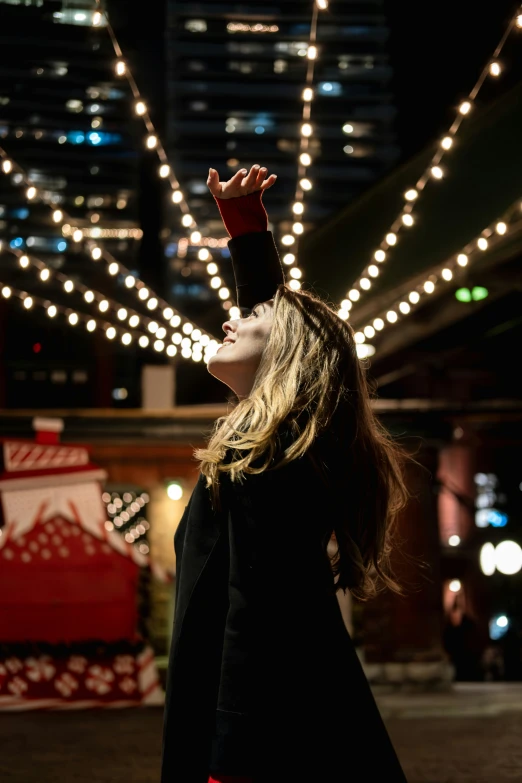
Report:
195,284,409,600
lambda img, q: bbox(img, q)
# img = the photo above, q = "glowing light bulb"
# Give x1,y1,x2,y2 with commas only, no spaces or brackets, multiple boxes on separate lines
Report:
292,222,303,235
99,300,109,312
135,101,147,116
496,221,507,235
292,202,304,215
2,159,13,174
117,308,127,321
115,60,126,76
129,315,140,328
147,321,158,334
166,345,177,357
477,237,488,251
364,325,375,339
122,333,132,346
210,276,222,289
441,136,453,150
72,229,83,243
159,164,170,178
399,302,410,314
207,262,218,275
219,287,230,300
457,254,468,267
53,209,63,223
424,280,435,294
1,286,11,298
138,288,149,300
154,340,165,352
299,153,312,166
172,190,183,204
87,319,96,332
360,278,371,290
301,123,313,137
300,178,312,191
459,101,472,115
182,322,194,335
289,279,301,291
68,312,79,326
489,61,501,77
348,289,360,302
92,10,102,25
431,166,443,179
182,214,193,227
386,310,398,323
409,291,420,304
125,275,135,288
342,123,353,134
283,253,295,265
317,0,328,8
386,232,397,246
23,296,33,309
47,305,57,317
19,255,29,268
106,327,116,340
289,268,302,279
373,318,384,331
307,46,317,60
40,268,50,281
402,214,414,226
91,247,102,260
282,235,295,246
139,335,149,348
147,297,158,310
146,135,158,149
190,231,202,244
26,186,37,200
405,189,418,201
517,14,522,28
354,332,365,344
108,262,119,275
163,307,174,320
198,248,210,261
302,88,314,102
374,250,386,263
368,265,379,277
63,280,74,293
442,268,453,281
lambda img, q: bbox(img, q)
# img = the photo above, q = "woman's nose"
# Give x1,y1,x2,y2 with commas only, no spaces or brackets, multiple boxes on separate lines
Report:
222,320,235,336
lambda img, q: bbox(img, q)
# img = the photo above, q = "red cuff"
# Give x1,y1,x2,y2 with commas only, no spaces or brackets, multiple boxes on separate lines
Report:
208,777,253,783
214,190,268,239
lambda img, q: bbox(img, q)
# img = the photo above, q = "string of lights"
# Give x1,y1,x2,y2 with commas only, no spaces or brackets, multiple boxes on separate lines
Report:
90,0,233,312
348,198,521,357
3,244,218,359
278,0,328,290
0,144,222,333
338,8,522,319
0,277,221,364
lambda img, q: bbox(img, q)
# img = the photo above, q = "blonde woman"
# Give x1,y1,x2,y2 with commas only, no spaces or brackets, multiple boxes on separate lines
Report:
161,165,409,783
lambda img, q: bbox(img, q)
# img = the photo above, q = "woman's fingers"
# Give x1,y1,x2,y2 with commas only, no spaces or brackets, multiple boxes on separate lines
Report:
260,174,278,191
244,165,261,190
207,168,221,196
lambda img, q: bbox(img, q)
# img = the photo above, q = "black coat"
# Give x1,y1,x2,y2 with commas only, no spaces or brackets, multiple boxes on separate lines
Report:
161,231,407,783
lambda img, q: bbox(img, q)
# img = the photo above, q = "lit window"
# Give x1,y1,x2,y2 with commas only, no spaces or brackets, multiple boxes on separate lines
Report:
185,19,207,33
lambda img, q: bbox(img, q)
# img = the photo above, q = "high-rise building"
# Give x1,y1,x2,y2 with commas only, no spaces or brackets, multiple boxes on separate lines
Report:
0,0,146,407
166,0,399,247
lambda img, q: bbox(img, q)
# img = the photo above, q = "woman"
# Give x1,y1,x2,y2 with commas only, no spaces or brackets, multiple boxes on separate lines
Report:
161,165,409,783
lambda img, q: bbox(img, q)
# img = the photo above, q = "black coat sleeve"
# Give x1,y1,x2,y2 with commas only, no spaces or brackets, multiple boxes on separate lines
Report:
227,231,285,312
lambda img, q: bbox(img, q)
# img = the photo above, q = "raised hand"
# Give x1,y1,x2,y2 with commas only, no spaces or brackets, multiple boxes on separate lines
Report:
207,165,277,200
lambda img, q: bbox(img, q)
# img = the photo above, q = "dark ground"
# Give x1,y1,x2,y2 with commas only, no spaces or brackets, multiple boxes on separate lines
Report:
1,687,522,783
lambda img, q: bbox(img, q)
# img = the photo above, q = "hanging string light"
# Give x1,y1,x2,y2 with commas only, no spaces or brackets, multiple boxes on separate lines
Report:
0,145,215,332
4,246,218,364
347,197,520,346
90,0,230,311
0,279,221,364
281,0,328,291
341,8,522,315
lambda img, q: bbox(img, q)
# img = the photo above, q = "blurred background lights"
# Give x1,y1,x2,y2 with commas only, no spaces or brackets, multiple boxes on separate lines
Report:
166,481,183,501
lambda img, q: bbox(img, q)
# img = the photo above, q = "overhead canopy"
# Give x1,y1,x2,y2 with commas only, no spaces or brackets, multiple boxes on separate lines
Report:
299,80,522,308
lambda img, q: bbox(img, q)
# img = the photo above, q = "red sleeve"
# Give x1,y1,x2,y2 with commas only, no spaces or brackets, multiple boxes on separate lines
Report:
208,777,253,783
214,190,268,239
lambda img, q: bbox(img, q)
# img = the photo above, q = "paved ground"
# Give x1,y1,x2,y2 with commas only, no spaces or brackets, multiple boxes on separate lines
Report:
1,685,522,782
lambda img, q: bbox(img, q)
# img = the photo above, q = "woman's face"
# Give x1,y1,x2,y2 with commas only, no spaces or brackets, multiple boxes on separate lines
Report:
207,300,274,398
